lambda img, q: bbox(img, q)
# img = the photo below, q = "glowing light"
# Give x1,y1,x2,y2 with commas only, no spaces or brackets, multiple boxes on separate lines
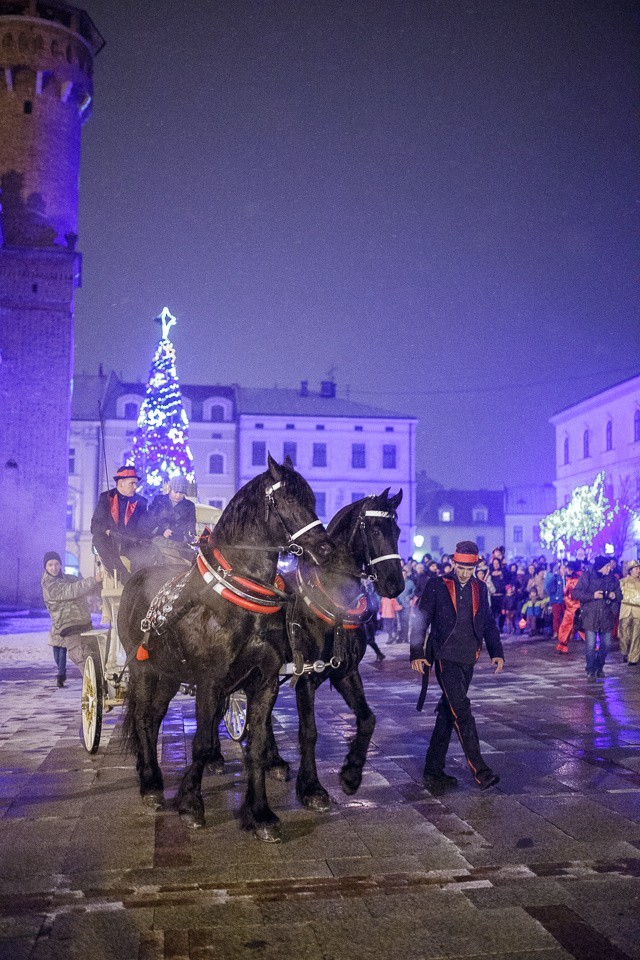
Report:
413,534,424,548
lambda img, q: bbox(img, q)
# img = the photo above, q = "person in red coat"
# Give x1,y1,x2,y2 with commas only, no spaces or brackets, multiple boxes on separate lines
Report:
90,466,148,582
410,540,504,791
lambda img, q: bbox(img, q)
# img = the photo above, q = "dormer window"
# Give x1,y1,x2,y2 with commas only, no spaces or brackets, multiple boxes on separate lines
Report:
439,506,454,523
472,505,488,523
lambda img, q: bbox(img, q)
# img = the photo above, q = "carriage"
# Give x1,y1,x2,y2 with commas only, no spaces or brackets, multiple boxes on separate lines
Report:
78,501,251,752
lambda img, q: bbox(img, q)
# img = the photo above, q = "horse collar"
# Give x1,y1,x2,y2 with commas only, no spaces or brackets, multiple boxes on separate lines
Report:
196,548,285,615
295,565,368,629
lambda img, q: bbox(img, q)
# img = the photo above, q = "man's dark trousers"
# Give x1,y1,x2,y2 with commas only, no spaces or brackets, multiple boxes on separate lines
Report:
424,659,491,783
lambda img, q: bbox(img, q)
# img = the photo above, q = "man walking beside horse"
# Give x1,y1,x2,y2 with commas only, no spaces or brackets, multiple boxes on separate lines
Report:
410,540,504,791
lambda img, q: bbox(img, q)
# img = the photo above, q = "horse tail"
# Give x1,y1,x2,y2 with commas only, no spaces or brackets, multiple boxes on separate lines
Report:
120,664,142,757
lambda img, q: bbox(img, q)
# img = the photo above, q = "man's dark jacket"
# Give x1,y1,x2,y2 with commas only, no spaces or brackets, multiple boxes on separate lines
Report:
572,567,622,633
409,574,504,664
91,489,148,540
146,494,196,543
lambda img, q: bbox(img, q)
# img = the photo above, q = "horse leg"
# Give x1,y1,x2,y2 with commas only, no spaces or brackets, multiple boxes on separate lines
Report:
295,678,331,811
176,680,219,828
333,669,376,795
239,680,281,842
264,715,291,781
207,699,226,775
125,666,176,809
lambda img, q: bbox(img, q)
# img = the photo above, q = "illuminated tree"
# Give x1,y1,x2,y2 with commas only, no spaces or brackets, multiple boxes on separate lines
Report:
126,308,195,497
539,472,617,555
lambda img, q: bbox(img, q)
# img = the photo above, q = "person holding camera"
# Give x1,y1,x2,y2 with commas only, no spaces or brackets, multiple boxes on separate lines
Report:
573,556,622,681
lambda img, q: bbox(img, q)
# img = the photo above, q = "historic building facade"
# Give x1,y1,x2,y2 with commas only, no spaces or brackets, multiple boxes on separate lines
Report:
0,1,103,604
67,376,417,574
414,488,505,560
550,373,640,557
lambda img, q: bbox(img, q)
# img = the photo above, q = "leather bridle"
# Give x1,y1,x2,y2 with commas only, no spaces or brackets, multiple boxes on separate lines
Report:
351,503,402,582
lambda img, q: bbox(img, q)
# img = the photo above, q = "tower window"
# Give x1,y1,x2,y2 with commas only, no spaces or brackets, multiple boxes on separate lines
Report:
32,283,38,293
24,101,32,114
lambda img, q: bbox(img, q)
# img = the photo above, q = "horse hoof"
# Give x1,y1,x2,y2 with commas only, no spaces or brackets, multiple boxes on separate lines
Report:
269,763,291,782
301,792,331,812
141,791,164,811
339,770,362,796
180,810,205,830
254,823,281,843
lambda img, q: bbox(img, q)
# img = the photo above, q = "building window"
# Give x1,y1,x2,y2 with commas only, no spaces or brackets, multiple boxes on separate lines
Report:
513,526,523,543
352,443,366,468
439,506,454,523
382,444,397,469
312,443,327,467
476,535,485,553
472,505,488,523
605,420,613,452
209,405,225,423
563,436,569,465
24,100,32,114
252,441,266,466
211,432,222,439
283,441,297,465
583,429,590,458
315,492,327,517
124,401,139,420
635,410,640,443
430,535,440,552
352,492,365,502
533,524,541,543
315,424,325,431
209,498,224,510
385,426,394,432
354,425,363,432
285,423,295,430
254,422,264,429
208,453,224,474
66,503,75,531
68,448,76,474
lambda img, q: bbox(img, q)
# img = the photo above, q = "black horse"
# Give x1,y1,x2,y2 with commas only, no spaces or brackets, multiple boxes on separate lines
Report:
291,490,404,810
119,455,333,841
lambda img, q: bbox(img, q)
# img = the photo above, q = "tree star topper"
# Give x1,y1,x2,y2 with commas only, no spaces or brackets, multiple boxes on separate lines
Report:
158,306,177,340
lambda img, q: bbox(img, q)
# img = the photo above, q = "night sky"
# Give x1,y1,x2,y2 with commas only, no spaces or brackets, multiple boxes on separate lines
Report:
74,0,639,490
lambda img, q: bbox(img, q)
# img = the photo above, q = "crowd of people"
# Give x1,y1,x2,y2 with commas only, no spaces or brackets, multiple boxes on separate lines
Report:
370,545,640,681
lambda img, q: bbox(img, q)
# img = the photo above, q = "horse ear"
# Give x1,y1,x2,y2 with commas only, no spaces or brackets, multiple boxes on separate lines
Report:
283,454,295,471
381,487,391,500
267,453,282,481
389,489,403,509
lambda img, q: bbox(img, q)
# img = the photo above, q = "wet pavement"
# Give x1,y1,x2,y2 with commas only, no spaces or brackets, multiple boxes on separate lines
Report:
1,631,640,960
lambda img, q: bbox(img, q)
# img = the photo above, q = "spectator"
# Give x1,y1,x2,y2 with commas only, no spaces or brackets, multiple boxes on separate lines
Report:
502,583,519,635
380,595,402,643
573,556,622,682
520,588,549,636
619,560,640,667
556,561,583,654
397,567,416,643
544,561,566,640
488,557,506,631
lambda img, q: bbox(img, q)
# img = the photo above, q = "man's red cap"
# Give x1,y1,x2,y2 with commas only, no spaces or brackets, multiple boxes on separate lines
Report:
114,466,140,481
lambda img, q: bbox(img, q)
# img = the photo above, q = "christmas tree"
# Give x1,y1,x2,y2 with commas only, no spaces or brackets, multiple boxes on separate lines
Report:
126,307,195,497
539,472,617,555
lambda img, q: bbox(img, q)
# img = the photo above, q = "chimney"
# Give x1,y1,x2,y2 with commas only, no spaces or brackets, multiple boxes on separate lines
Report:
300,380,309,397
320,380,336,399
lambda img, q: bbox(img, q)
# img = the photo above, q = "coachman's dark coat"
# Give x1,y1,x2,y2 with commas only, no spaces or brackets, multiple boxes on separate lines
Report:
410,574,504,664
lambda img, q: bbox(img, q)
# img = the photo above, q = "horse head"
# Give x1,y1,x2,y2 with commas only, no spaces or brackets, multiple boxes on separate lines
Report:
327,488,404,598
264,454,333,566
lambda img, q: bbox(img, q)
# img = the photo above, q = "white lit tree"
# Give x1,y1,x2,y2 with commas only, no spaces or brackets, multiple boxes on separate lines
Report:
126,307,195,497
539,472,617,555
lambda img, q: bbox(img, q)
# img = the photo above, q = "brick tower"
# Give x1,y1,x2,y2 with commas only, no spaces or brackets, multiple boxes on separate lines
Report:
0,1,103,606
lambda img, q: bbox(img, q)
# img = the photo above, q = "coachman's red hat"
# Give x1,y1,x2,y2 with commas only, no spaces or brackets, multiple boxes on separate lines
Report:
114,466,140,481
453,540,479,566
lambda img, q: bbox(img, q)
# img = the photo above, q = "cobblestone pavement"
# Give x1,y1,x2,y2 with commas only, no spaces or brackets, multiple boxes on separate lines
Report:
2,631,640,960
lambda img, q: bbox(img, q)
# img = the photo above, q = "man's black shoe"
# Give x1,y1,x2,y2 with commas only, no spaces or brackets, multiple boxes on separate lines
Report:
477,772,500,791
423,771,458,790
56,677,65,688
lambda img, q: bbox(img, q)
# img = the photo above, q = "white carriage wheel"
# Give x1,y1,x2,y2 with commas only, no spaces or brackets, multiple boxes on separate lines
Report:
81,651,103,754
224,690,248,741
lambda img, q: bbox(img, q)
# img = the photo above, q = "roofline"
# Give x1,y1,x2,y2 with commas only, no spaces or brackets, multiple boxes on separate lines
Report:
549,372,640,425
237,410,417,421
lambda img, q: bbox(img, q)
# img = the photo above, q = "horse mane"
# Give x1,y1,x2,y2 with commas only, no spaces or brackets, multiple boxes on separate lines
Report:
327,494,387,544
213,464,316,548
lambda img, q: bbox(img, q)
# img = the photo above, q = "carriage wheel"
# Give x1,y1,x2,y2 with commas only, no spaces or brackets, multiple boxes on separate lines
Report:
81,651,103,754
224,690,248,741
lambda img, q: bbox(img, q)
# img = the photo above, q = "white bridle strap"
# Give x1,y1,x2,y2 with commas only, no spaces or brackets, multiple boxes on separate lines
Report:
289,518,322,541
369,553,402,566
363,510,394,518
265,481,283,496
